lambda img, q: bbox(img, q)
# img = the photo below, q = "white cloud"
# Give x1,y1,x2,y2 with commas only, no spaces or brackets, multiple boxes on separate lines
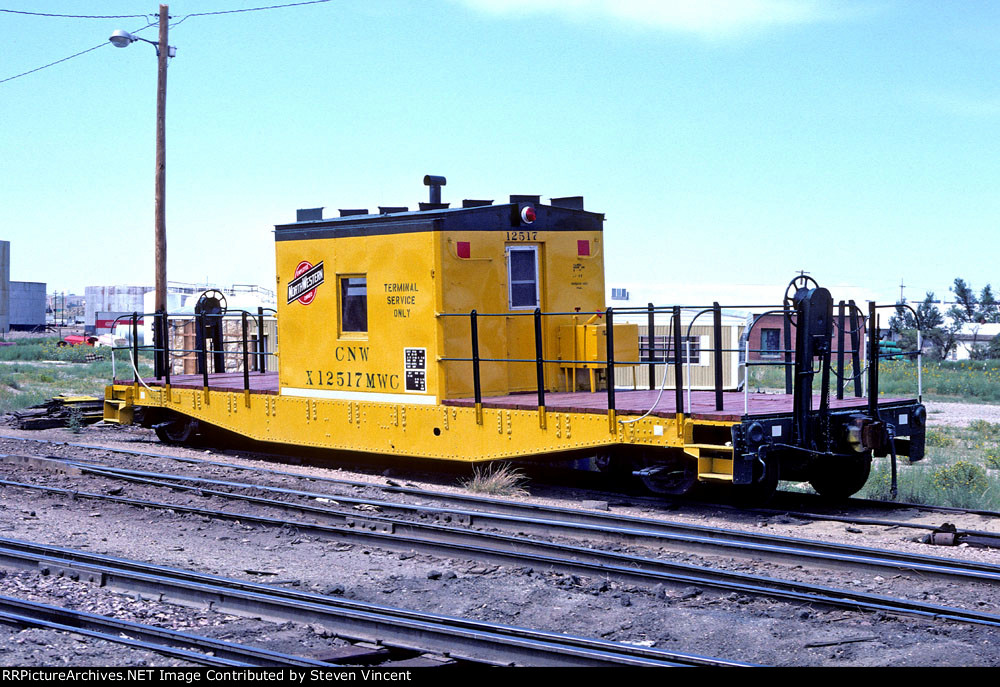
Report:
457,0,846,39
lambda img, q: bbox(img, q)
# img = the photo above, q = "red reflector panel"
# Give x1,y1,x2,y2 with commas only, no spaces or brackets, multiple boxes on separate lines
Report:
577,240,590,256
457,241,471,259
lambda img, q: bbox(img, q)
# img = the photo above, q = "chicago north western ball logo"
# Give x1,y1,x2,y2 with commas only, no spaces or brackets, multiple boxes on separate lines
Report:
287,260,325,305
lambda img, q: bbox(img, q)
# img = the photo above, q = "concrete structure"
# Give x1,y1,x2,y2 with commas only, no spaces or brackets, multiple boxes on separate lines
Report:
84,286,152,333
0,240,47,333
10,282,46,330
0,241,9,332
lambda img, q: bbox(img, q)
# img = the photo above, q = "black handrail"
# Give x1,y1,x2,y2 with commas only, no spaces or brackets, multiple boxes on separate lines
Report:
606,307,615,418
672,306,683,417
534,308,545,412
108,309,277,397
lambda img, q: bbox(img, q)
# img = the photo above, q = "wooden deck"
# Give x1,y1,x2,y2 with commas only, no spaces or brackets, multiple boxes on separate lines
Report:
119,372,909,422
445,389,910,422
117,371,281,395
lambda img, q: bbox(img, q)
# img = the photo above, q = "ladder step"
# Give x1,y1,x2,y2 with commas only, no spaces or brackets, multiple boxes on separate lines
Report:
685,443,733,453
697,472,733,482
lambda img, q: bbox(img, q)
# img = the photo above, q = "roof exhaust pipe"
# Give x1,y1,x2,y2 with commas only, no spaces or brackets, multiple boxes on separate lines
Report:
423,175,446,204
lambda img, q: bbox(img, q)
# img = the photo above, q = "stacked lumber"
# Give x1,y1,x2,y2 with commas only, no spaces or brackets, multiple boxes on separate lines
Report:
11,395,104,430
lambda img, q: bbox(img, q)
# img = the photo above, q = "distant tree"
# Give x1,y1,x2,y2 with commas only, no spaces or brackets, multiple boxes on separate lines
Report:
949,278,979,324
891,292,956,361
947,278,1000,351
980,284,999,323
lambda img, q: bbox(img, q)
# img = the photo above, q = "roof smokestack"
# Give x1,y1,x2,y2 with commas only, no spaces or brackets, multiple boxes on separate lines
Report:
423,175,446,204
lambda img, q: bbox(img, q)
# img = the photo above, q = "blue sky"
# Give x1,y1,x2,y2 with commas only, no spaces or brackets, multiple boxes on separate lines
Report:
2,1,998,307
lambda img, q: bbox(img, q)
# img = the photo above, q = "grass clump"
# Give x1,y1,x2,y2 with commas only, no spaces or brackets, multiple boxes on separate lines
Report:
66,405,84,434
925,429,954,448
461,463,529,497
968,419,1000,441
985,447,1000,470
932,460,989,495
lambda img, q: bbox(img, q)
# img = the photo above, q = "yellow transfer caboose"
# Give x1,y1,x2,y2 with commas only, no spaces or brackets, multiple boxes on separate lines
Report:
105,176,926,500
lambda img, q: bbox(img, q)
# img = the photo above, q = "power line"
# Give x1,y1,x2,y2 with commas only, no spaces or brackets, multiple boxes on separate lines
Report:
0,9,152,19
0,41,107,85
0,21,157,86
183,0,332,18
0,0,331,86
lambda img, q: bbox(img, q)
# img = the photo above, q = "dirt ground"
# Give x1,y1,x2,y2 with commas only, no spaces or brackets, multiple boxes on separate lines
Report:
924,400,1000,427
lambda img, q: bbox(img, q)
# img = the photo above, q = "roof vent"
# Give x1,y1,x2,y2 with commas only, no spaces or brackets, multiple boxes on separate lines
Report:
510,194,540,205
339,209,369,217
551,196,584,210
418,202,450,211
462,199,493,208
296,207,324,221
423,175,446,204
378,206,408,214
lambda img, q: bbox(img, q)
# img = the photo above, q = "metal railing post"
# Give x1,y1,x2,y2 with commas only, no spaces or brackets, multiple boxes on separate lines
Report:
534,308,546,429
783,307,793,394
849,300,862,397
198,312,209,392
131,312,139,387
161,311,171,388
836,300,845,400
647,302,656,390
606,308,616,431
868,302,879,415
257,306,266,373
916,329,923,402
242,311,251,405
713,302,724,411
685,338,692,414
154,310,163,380
744,339,750,415
672,306,684,420
471,310,482,425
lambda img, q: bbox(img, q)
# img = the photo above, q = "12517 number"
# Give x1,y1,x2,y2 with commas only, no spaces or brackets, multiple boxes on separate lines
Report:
506,231,537,241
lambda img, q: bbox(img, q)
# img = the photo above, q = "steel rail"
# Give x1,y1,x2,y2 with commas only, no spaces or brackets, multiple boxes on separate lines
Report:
4,434,998,537
2,477,999,631
0,537,733,668
0,594,331,667
61,459,1000,586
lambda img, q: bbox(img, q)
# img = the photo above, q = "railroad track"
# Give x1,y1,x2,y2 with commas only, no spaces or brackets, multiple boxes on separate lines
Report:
2,453,1000,632
19,454,1000,587
0,594,337,667
2,433,998,548
0,536,741,667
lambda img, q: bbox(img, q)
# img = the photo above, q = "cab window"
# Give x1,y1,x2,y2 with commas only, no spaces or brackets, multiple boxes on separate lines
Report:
507,246,539,309
340,276,367,333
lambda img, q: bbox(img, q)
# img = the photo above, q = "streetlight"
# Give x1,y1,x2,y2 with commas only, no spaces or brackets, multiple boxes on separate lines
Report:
110,5,176,378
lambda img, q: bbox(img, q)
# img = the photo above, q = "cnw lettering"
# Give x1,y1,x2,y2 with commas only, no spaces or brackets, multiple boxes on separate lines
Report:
305,370,400,390
335,346,369,362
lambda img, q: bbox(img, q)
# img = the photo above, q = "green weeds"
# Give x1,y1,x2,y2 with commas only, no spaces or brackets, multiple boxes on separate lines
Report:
858,423,1000,510
0,338,152,415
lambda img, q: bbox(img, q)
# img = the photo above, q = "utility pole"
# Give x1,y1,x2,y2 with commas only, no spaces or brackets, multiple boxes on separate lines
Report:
154,4,169,376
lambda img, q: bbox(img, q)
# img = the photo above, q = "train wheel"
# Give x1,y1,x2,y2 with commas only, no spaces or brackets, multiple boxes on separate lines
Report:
809,454,872,500
154,416,199,445
638,453,697,496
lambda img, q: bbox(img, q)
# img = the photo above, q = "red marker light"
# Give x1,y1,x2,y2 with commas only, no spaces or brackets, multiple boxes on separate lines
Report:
520,206,536,224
